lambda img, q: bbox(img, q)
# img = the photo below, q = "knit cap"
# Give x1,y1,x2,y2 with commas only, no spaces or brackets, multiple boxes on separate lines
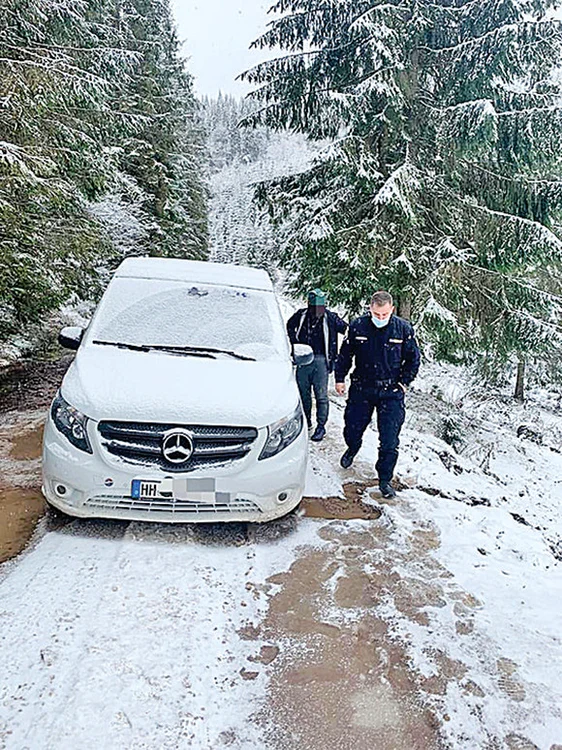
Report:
307,288,327,305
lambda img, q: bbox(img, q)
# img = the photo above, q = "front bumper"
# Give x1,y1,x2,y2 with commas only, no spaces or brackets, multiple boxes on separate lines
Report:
42,417,308,523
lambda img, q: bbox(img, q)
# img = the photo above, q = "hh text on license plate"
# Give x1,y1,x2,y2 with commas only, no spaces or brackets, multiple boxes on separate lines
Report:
131,478,217,500
131,479,172,499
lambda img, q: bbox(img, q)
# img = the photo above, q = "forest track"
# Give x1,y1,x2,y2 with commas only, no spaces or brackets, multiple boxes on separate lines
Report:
1,361,561,749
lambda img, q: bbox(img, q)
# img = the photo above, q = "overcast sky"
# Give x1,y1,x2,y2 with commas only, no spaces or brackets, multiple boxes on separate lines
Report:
170,0,276,98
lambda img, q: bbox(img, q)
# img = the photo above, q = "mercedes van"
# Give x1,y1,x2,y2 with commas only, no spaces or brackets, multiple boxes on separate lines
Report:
42,258,312,522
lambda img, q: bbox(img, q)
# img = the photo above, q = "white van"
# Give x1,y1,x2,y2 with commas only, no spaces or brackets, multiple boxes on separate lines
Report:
42,258,312,523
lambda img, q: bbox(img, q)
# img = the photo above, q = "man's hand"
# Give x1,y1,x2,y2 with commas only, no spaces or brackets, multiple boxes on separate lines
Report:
335,382,346,396
398,382,408,393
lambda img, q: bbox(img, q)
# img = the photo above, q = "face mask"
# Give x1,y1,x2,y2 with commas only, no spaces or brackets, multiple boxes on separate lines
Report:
371,315,390,328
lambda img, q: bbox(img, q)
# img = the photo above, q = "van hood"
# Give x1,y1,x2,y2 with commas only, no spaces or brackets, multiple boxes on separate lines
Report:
61,346,299,428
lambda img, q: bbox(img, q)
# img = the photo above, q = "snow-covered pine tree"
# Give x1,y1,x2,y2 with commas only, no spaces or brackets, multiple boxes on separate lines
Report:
202,94,315,273
0,0,208,341
0,0,134,337
115,0,208,259
241,0,562,385
201,94,272,172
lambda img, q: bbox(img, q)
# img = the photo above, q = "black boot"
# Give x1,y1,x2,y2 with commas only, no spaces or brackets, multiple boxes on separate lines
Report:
340,448,357,469
311,425,326,442
379,481,397,498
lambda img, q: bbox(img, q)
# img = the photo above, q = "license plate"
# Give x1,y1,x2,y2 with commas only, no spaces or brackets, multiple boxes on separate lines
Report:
131,478,172,499
131,477,217,501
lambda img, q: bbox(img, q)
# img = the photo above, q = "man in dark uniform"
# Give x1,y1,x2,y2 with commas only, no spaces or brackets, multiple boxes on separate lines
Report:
287,289,347,442
334,290,420,497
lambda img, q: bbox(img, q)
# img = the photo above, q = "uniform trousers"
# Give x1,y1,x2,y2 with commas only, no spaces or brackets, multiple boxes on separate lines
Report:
343,382,406,481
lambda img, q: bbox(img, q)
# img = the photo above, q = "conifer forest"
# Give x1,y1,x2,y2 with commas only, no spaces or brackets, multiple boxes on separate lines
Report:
2,0,562,386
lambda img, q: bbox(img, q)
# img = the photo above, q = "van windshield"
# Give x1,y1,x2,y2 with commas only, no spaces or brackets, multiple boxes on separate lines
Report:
88,278,287,362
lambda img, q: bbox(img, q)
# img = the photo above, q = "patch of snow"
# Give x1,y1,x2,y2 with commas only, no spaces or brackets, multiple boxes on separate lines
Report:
89,190,151,257
0,519,326,749
87,278,284,358
62,347,299,426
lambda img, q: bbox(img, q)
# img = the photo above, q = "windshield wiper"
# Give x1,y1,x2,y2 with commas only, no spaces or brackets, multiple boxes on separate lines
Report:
92,341,255,361
92,340,215,359
154,344,257,361
93,340,150,352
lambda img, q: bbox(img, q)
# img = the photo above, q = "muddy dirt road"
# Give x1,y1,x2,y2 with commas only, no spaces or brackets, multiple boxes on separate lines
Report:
0,359,441,749
0,417,440,749
0,356,71,563
1,359,561,749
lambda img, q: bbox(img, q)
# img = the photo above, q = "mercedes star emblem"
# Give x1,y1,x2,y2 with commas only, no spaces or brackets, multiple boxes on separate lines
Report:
162,429,194,464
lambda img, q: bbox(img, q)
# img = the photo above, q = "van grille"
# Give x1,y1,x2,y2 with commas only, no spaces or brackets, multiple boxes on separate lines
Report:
85,494,261,516
98,421,258,472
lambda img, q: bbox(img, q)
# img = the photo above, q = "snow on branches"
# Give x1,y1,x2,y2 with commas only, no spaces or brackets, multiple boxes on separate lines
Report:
0,0,207,338
241,0,562,381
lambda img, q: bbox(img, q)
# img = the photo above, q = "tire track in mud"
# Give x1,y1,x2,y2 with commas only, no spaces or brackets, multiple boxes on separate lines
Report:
236,485,444,749
244,484,555,750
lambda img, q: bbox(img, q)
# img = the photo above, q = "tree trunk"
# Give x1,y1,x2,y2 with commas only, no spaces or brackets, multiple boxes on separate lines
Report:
514,359,525,401
398,295,412,320
154,174,167,220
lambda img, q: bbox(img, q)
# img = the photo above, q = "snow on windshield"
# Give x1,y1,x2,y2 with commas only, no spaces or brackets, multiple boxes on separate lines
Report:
89,278,286,360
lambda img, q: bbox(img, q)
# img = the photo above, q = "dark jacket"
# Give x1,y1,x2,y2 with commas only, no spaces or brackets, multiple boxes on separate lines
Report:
287,308,348,372
334,314,420,386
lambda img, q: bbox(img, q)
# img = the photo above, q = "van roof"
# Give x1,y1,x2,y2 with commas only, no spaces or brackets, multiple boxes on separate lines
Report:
114,257,274,292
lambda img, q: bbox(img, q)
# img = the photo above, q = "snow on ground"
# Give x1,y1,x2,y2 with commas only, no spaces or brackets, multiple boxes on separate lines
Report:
0,514,327,749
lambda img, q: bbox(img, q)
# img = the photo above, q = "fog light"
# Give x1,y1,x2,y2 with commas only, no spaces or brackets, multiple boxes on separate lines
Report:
278,492,288,503
55,484,67,497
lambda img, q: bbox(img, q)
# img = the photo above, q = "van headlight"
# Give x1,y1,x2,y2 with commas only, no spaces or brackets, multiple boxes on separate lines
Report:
51,392,93,454
259,405,303,460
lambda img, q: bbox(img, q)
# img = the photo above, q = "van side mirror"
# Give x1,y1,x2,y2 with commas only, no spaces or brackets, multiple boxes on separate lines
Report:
58,326,84,351
292,344,314,367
